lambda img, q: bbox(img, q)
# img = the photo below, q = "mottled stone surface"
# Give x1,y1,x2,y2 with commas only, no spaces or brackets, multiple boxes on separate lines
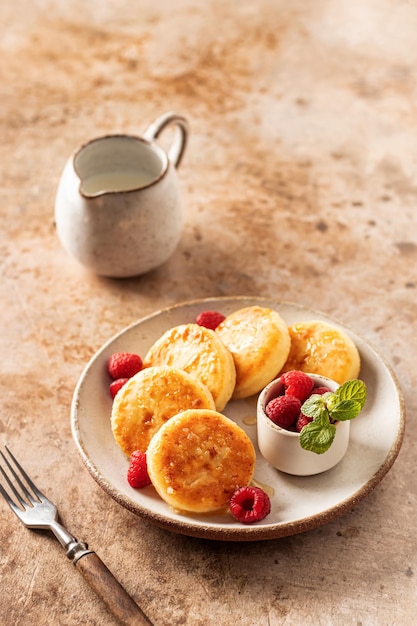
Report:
0,1,415,624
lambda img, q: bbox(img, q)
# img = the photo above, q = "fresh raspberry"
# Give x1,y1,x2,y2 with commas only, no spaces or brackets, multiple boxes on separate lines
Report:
281,370,314,402
127,451,151,489
107,352,143,380
310,386,331,396
265,395,301,429
109,378,129,399
229,486,271,524
296,412,313,432
195,310,226,330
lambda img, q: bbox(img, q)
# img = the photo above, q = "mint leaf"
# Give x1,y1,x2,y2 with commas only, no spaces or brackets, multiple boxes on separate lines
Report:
299,420,336,454
330,399,362,421
328,380,367,421
333,380,367,409
298,378,367,454
300,395,326,420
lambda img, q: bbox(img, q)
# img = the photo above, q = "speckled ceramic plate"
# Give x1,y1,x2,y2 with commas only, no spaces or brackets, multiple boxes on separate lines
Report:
71,297,405,541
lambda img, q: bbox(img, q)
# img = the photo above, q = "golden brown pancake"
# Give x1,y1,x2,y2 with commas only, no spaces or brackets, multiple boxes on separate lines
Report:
280,320,361,384
143,323,236,411
111,366,215,456
215,306,291,399
146,409,256,513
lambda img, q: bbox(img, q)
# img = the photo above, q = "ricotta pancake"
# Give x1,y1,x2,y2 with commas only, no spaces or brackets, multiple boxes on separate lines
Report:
111,366,215,456
143,323,236,411
146,409,256,513
215,306,291,399
280,320,361,384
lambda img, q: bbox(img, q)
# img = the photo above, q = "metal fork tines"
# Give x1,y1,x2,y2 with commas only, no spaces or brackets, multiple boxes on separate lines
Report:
0,446,152,626
0,447,67,538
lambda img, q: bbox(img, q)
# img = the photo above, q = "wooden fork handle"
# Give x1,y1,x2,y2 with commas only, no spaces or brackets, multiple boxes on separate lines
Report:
74,551,152,625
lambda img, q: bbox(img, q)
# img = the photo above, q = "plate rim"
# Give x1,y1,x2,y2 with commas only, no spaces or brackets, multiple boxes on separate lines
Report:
71,296,406,541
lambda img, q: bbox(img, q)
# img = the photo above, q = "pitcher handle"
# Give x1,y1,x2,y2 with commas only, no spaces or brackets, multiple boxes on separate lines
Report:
143,112,189,168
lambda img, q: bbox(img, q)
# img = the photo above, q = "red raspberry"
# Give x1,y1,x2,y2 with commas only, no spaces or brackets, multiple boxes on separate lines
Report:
265,395,301,429
281,370,314,402
127,451,151,489
109,378,129,399
229,486,271,524
296,412,313,432
107,352,143,380
195,310,226,330
311,386,331,396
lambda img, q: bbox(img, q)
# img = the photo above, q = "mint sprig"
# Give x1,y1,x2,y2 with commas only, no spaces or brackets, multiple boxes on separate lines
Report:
299,379,367,455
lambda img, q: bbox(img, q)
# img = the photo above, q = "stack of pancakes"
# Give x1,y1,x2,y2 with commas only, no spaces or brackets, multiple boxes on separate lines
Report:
111,305,360,513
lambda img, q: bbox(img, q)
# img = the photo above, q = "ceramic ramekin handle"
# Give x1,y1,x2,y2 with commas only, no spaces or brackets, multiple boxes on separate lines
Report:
143,112,189,168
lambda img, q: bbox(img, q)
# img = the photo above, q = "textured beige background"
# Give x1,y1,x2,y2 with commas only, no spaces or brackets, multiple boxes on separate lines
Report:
0,1,415,624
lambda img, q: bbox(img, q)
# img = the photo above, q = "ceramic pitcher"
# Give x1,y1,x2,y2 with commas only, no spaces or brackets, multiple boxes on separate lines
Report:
54,112,189,277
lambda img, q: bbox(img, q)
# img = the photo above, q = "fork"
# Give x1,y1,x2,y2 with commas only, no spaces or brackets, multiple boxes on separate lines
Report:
0,446,152,626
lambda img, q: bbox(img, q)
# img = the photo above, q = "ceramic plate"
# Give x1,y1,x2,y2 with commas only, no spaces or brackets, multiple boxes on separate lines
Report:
71,297,405,541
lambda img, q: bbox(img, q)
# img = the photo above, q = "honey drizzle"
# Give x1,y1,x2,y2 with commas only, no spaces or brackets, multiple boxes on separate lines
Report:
252,477,275,498
242,415,257,426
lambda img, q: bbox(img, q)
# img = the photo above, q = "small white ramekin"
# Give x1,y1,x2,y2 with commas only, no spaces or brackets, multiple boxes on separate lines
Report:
257,374,350,476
